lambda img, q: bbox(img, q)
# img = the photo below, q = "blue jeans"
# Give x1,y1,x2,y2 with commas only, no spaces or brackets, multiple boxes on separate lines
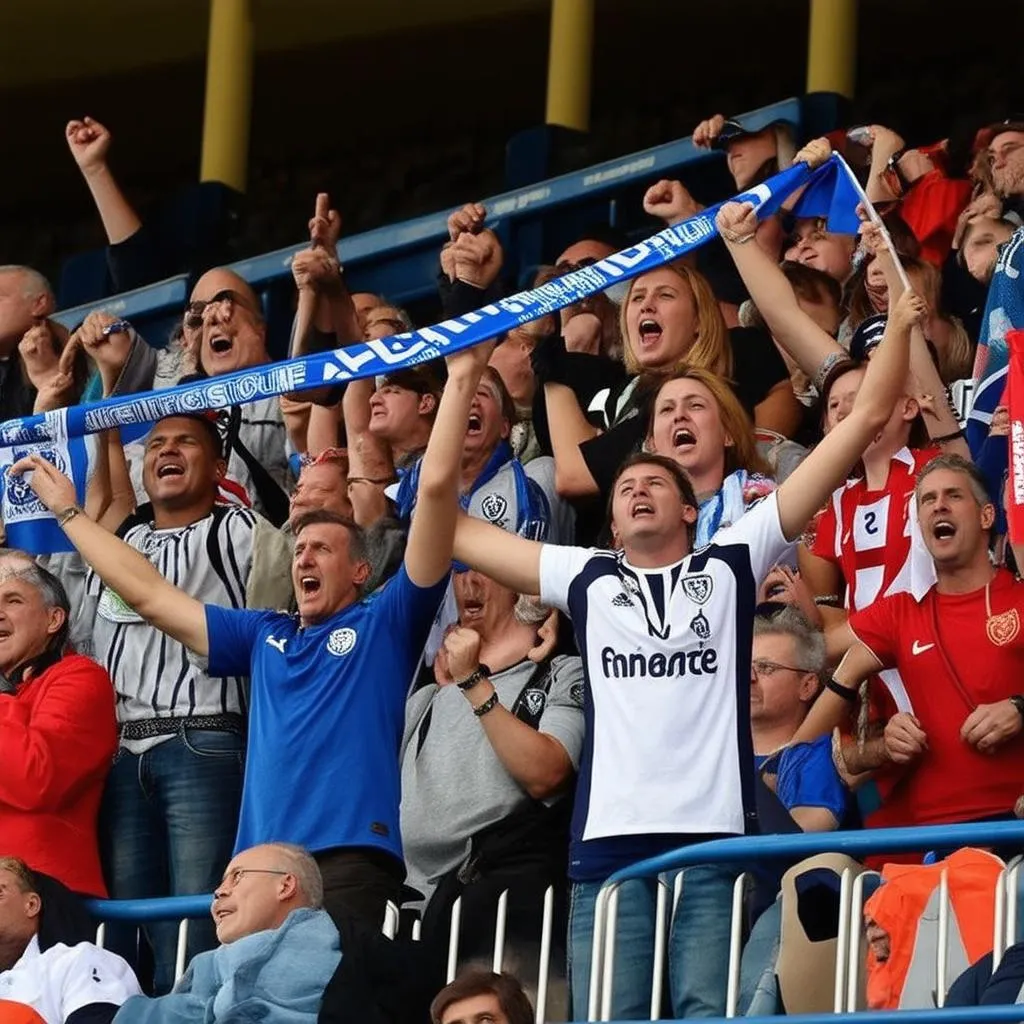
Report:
99,729,244,994
737,899,782,1016
568,864,736,1020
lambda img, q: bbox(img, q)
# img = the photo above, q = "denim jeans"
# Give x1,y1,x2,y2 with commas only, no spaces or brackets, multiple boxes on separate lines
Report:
99,728,244,994
568,864,736,1020
737,899,782,1016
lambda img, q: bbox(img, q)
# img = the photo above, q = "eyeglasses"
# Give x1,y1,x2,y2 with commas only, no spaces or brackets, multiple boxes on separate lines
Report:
751,658,814,678
184,289,257,331
218,867,290,891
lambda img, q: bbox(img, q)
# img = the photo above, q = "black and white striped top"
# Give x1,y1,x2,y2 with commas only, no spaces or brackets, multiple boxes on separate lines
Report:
87,505,258,753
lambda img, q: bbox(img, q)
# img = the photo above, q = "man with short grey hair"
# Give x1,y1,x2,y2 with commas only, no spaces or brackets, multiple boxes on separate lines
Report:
113,843,341,1024
0,555,117,895
0,265,64,420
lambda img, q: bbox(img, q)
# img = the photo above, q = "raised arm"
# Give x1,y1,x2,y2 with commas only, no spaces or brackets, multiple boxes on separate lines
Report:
862,220,972,460
790,639,882,744
342,378,394,527
406,339,498,587
9,455,209,656
774,287,925,541
65,118,142,245
718,199,844,382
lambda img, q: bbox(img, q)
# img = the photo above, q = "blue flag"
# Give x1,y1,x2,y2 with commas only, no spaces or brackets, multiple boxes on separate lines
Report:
0,155,863,553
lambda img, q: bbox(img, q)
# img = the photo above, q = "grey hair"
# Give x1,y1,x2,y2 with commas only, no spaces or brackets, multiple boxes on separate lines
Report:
513,594,552,626
0,553,70,651
266,842,324,909
753,606,825,677
0,265,54,305
915,453,992,508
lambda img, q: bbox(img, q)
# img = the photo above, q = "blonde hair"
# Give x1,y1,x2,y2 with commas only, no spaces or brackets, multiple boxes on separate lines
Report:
620,262,731,378
645,365,773,478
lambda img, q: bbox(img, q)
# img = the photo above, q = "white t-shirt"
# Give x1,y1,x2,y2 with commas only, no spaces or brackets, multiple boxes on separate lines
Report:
538,493,787,876
0,936,141,1024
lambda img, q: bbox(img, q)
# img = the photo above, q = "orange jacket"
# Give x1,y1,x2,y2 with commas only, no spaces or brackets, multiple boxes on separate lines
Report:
864,847,1003,1010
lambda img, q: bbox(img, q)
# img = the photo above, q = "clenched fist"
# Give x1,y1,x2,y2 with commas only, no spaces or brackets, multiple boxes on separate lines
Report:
308,193,342,251
66,117,112,174
444,625,483,682
692,114,726,149
888,288,928,335
643,179,699,224
450,229,503,290
291,247,342,293
715,201,758,244
448,202,487,242
793,137,833,170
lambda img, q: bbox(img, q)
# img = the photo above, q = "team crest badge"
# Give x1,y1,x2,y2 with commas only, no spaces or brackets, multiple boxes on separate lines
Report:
523,689,546,716
479,493,508,523
682,574,713,605
326,627,358,657
987,609,1020,647
689,610,711,641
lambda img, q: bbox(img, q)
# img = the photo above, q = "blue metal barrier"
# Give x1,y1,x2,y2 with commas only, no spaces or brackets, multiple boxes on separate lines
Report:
85,893,212,923
51,97,802,332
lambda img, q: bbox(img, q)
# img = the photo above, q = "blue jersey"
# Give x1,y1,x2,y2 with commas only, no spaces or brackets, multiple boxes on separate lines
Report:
205,564,447,862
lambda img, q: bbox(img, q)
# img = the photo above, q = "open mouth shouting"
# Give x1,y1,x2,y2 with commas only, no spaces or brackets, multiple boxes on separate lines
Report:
630,499,656,519
466,412,483,436
637,318,663,350
155,461,186,481
299,574,322,598
208,334,235,356
671,425,697,451
930,519,957,544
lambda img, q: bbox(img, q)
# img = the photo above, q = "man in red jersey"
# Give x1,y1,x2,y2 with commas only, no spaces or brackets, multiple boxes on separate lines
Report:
0,554,117,895
799,454,1024,828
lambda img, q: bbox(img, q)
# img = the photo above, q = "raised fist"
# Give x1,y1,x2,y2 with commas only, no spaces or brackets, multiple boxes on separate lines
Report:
643,179,699,224
889,288,928,334
448,202,487,242
450,229,503,290
793,137,833,170
70,311,132,392
692,114,726,149
308,193,342,251
291,247,342,292
19,325,58,371
33,372,76,414
715,201,758,243
444,625,483,682
65,117,112,173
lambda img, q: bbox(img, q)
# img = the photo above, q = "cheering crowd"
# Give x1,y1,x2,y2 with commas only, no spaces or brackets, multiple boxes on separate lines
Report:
2,106,1024,1023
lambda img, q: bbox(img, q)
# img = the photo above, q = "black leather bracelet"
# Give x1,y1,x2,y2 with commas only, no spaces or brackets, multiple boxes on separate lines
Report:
932,428,965,445
826,678,860,703
472,692,500,717
456,665,491,691
1010,695,1024,721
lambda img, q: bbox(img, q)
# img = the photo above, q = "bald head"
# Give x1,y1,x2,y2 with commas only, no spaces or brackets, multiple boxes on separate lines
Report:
190,267,259,309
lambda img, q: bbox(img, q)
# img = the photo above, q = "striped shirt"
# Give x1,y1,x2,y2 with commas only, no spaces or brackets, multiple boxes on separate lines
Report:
87,506,258,753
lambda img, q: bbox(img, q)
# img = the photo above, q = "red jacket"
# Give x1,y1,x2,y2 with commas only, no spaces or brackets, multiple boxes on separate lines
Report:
0,654,117,896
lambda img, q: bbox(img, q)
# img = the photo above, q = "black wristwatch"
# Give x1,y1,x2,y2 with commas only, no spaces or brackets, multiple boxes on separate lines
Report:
1009,695,1024,721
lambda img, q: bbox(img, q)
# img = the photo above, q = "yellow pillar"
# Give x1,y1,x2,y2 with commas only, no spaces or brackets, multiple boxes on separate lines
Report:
545,0,594,132
806,0,857,98
199,0,254,191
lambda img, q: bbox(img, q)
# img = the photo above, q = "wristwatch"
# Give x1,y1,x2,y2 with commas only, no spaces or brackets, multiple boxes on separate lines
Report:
1009,695,1024,721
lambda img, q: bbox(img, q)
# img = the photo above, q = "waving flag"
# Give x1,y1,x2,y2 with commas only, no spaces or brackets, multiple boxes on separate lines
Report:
0,154,863,553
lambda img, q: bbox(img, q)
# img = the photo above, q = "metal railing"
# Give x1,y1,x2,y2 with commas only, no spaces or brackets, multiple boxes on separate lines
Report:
589,820,1024,1023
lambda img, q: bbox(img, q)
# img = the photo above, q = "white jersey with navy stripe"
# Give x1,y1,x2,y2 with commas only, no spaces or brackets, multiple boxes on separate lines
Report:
539,492,787,846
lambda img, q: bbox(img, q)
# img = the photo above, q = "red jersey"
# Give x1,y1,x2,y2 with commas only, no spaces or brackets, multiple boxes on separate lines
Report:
811,447,939,611
850,569,1024,826
0,654,117,896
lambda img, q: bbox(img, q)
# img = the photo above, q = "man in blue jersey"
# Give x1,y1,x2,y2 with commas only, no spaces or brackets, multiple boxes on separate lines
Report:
10,340,496,933
439,259,923,1016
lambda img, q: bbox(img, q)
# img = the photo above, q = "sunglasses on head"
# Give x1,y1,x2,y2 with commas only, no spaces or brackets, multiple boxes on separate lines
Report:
183,289,255,331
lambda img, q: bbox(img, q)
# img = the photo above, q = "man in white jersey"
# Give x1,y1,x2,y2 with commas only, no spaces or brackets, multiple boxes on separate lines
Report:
82,412,290,994
443,259,924,1017
0,857,140,1024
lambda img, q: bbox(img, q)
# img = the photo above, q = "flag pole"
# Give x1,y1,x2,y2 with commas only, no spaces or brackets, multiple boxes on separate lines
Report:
833,153,912,291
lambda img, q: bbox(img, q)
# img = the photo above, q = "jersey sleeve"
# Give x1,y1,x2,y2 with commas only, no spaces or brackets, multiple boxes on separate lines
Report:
809,494,840,564
712,490,788,586
60,944,142,1019
374,562,449,653
848,594,902,666
524,456,577,545
205,605,274,678
539,544,597,613
775,736,848,821
537,654,586,770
